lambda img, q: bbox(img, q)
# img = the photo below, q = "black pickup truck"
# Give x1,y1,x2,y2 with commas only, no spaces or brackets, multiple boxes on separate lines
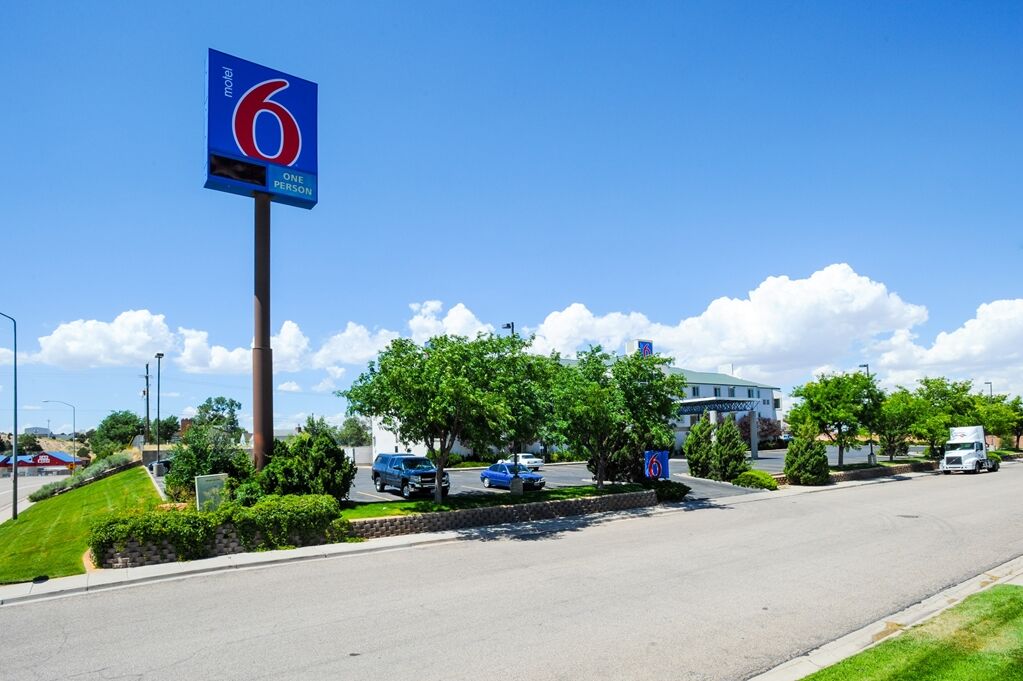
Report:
372,454,450,498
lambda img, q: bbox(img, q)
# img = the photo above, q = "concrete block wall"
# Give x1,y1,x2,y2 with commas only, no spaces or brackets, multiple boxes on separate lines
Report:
349,490,658,539
97,490,658,568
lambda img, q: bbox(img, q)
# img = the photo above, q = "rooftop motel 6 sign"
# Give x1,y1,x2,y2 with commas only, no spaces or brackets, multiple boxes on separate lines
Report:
205,49,318,208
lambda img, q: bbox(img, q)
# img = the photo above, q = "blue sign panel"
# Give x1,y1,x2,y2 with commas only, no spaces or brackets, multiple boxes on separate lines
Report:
644,450,669,479
638,340,654,357
205,49,318,209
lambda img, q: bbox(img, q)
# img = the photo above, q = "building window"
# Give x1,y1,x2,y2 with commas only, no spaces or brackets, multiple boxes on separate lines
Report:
692,386,700,397
713,387,722,397
747,388,754,398
728,387,735,398
763,399,769,405
756,389,762,398
774,398,781,408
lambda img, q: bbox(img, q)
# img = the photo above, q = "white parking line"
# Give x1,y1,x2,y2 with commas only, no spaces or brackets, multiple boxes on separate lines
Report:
353,491,392,501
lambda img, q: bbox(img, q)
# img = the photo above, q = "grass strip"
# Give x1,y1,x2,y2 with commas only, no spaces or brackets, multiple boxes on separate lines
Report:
341,483,644,521
804,585,1023,681
0,467,161,584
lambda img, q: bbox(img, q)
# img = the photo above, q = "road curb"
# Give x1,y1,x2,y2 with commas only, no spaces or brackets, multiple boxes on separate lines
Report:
746,553,1023,681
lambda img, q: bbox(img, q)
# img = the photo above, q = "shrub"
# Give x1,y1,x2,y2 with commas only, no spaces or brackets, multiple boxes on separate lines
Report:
714,418,751,482
90,507,217,561
987,452,1002,464
230,494,341,549
28,453,135,502
89,494,346,561
684,416,714,478
164,424,254,502
733,470,778,491
259,427,358,501
645,479,691,502
784,432,830,485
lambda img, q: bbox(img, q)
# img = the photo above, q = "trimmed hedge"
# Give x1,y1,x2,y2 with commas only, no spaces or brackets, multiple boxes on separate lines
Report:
28,453,135,502
733,470,778,491
89,494,349,561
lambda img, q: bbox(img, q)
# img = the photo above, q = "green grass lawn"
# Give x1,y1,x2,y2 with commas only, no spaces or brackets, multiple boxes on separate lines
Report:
340,483,644,521
0,467,161,584
804,585,1023,681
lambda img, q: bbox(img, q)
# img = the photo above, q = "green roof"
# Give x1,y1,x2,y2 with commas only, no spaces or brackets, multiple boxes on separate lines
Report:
666,367,778,391
560,357,778,391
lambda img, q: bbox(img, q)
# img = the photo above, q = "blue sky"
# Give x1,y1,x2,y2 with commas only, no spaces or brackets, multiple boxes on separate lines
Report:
2,1,1021,433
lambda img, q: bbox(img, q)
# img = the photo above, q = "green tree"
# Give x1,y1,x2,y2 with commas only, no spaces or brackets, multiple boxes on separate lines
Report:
974,394,1016,444
343,335,514,502
91,410,143,458
17,433,43,453
683,415,714,478
0,435,9,453
551,346,687,488
261,416,358,500
155,415,180,443
337,416,372,447
164,422,254,502
193,396,243,439
1007,396,1023,450
790,371,882,466
875,389,923,461
783,425,830,485
713,417,751,482
911,378,977,458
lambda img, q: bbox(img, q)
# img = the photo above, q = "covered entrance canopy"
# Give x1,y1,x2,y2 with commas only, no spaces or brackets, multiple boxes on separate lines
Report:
678,398,764,460
678,397,761,415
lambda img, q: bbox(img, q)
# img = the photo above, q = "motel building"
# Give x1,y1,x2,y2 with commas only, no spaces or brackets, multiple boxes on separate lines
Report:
372,339,781,460
0,451,88,477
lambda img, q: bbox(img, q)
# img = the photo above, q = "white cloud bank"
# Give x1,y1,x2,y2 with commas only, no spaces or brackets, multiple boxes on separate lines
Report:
3,265,1021,396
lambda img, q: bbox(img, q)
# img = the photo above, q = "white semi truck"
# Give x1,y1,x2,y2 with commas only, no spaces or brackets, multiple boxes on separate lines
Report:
940,426,1000,474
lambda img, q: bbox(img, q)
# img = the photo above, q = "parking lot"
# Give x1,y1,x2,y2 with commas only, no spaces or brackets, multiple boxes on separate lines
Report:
348,460,757,503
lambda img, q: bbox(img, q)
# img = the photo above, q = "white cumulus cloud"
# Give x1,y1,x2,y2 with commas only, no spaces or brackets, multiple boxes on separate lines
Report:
277,381,302,393
176,328,250,374
531,264,928,386
30,310,176,368
313,322,399,367
408,301,494,343
874,299,1023,394
272,321,311,372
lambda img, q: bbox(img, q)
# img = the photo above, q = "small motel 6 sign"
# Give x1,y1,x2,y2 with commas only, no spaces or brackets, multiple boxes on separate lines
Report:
205,49,318,209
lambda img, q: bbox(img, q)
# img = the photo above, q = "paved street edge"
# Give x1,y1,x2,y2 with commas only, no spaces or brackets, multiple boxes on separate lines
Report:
746,552,1023,681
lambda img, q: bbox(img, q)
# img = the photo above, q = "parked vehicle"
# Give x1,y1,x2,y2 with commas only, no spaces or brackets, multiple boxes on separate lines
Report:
481,463,546,490
496,453,544,470
371,454,450,498
940,426,999,474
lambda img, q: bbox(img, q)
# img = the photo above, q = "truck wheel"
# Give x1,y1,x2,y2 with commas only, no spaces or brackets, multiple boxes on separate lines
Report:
942,470,951,475
991,460,1000,472
374,476,385,492
973,462,982,474
401,482,412,499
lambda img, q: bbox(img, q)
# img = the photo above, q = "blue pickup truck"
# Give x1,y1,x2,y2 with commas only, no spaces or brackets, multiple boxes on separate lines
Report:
372,454,450,498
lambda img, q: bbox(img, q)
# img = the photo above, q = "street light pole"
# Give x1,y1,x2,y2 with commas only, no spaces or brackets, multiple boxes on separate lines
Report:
42,400,75,471
858,363,876,465
155,352,164,470
984,381,993,398
501,321,523,490
0,312,17,519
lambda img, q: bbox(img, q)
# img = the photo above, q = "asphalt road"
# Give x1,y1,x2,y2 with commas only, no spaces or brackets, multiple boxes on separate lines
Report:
4,463,1021,681
0,474,61,522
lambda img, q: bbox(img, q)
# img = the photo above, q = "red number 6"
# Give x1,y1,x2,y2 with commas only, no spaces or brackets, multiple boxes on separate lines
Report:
232,79,302,166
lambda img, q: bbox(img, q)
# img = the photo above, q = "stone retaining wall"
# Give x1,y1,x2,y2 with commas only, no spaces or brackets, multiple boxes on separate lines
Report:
96,490,658,568
349,490,658,540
